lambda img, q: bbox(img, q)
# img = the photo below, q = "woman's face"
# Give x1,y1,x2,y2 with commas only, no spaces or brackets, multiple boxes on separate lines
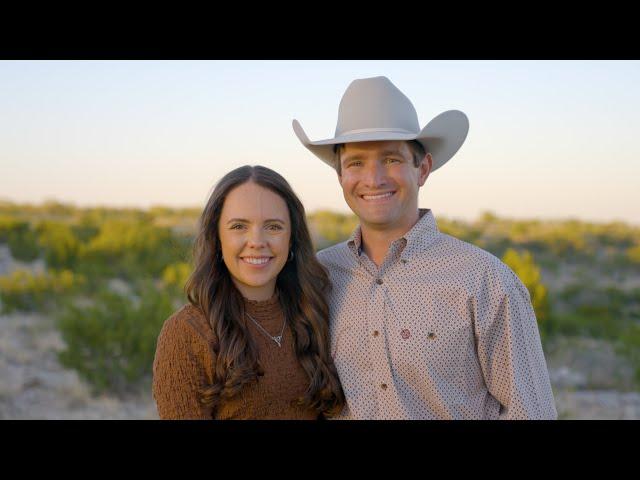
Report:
218,181,291,301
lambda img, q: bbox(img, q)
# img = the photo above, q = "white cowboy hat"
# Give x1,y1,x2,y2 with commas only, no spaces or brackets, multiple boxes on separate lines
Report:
292,76,469,172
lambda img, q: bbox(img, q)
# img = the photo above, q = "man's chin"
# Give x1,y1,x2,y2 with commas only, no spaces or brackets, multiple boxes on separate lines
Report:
358,212,397,228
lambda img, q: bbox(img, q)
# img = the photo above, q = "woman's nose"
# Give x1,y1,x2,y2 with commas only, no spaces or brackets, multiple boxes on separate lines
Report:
246,228,267,248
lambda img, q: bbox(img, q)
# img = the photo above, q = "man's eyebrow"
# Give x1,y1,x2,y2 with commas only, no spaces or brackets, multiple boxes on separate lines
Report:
379,149,404,157
342,150,403,161
341,153,364,162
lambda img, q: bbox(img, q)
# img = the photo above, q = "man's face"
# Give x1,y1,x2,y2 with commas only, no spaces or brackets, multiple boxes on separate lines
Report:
338,140,431,231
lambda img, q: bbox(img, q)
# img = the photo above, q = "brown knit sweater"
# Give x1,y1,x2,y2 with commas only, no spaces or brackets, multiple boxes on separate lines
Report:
152,293,319,420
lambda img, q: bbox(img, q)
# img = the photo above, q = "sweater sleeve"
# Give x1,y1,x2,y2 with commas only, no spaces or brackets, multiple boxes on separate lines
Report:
152,309,214,420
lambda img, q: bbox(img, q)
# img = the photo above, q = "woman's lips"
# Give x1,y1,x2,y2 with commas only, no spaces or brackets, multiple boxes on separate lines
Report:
240,256,274,268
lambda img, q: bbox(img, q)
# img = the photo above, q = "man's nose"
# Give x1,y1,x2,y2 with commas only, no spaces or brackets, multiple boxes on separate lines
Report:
362,162,386,188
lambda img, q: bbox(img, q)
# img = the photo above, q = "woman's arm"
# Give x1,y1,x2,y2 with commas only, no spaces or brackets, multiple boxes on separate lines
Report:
152,309,214,420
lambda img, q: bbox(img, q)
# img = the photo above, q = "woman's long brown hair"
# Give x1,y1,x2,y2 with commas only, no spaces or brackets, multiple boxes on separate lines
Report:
185,165,344,417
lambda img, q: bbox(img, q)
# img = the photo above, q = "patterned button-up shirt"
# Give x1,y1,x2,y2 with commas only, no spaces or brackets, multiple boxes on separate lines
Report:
316,209,557,420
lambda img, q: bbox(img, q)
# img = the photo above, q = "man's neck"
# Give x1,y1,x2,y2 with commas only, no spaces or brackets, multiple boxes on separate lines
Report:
360,210,421,267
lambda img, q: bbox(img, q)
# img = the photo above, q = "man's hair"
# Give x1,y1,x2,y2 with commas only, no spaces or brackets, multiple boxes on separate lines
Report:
333,140,427,175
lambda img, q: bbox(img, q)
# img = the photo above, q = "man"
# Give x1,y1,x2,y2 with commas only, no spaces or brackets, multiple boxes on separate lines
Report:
292,76,557,419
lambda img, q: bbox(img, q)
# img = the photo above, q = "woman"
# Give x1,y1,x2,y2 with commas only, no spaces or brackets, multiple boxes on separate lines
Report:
152,165,344,419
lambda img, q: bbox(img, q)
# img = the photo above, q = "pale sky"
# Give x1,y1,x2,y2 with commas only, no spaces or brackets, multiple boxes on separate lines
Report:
1,60,639,224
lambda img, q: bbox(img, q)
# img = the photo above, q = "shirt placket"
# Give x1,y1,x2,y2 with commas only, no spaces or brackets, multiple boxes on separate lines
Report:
361,245,404,418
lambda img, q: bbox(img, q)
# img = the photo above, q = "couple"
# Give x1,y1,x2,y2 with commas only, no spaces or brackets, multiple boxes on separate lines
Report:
152,76,558,420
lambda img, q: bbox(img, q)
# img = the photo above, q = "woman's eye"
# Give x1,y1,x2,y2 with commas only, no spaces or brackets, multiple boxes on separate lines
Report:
230,224,245,230
267,224,283,231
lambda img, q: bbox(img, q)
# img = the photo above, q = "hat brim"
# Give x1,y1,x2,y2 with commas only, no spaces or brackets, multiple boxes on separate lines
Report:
292,110,469,172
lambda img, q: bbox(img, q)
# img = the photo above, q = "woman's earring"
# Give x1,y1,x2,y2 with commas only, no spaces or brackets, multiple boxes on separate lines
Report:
288,250,295,262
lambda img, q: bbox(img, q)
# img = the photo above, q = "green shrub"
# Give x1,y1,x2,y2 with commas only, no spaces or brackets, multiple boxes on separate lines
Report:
617,324,640,386
0,215,27,242
7,229,40,262
501,248,550,326
56,283,175,394
627,244,640,264
36,221,81,269
308,211,359,249
0,268,80,313
161,262,191,298
77,219,188,280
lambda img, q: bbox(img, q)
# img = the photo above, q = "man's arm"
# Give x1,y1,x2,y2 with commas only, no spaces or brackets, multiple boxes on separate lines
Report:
475,268,558,420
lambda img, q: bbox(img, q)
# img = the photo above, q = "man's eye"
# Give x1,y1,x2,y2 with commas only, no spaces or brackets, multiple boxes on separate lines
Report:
386,157,401,164
347,161,361,168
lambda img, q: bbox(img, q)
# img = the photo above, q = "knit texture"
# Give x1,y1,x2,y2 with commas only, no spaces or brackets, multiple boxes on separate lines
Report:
152,293,318,419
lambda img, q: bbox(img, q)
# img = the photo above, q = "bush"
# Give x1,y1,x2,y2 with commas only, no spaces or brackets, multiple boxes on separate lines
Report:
501,248,550,326
0,215,27,242
161,262,191,299
56,283,175,394
78,219,188,280
617,324,640,386
36,221,81,269
0,268,80,313
7,229,40,262
627,244,640,264
308,211,359,249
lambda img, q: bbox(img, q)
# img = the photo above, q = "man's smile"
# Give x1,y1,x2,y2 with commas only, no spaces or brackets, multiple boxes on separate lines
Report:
360,191,397,202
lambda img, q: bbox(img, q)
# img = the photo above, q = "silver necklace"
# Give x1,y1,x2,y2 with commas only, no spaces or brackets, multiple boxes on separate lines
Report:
245,312,286,348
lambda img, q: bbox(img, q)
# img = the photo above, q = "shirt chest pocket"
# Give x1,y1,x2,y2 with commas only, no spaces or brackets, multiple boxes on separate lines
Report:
388,312,474,382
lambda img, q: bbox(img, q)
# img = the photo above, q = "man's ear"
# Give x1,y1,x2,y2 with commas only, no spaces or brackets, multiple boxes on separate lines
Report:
418,153,433,187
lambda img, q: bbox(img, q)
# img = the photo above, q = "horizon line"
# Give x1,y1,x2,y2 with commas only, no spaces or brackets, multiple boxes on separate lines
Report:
1,197,639,228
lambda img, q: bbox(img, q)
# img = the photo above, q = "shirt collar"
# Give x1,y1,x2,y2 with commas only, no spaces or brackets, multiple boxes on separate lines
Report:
347,208,440,260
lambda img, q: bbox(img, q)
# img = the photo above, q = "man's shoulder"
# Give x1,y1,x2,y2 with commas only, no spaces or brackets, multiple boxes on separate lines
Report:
434,232,520,285
316,241,352,266
435,232,497,262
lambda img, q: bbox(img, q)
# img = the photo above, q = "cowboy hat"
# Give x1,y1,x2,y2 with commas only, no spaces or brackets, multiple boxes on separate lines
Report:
292,76,469,172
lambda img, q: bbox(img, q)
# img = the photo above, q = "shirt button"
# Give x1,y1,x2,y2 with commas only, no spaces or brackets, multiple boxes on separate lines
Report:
380,383,388,390
401,259,407,264
373,330,379,337
375,278,383,285
401,329,410,339
428,332,436,340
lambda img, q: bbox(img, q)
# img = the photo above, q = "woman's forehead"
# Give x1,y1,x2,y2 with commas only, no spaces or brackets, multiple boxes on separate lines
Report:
221,182,289,220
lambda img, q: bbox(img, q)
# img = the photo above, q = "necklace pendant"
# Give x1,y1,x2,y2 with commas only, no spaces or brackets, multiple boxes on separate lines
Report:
274,335,282,347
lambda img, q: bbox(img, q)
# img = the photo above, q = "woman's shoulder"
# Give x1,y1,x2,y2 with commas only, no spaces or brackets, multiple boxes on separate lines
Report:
159,303,215,346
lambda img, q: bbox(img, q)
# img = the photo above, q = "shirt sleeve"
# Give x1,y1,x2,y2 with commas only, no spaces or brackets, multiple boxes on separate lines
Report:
475,267,558,420
152,312,214,420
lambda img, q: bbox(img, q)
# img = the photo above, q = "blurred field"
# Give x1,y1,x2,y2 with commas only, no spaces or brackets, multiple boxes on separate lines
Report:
1,200,639,419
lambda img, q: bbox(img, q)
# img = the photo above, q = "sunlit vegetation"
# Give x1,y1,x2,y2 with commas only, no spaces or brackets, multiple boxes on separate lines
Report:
501,248,550,328
1,200,639,391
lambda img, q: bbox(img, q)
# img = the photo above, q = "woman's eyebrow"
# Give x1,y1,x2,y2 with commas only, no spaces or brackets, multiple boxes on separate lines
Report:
226,218,286,224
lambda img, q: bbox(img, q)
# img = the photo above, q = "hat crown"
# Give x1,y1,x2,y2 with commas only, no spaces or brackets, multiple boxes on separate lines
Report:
335,76,420,137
